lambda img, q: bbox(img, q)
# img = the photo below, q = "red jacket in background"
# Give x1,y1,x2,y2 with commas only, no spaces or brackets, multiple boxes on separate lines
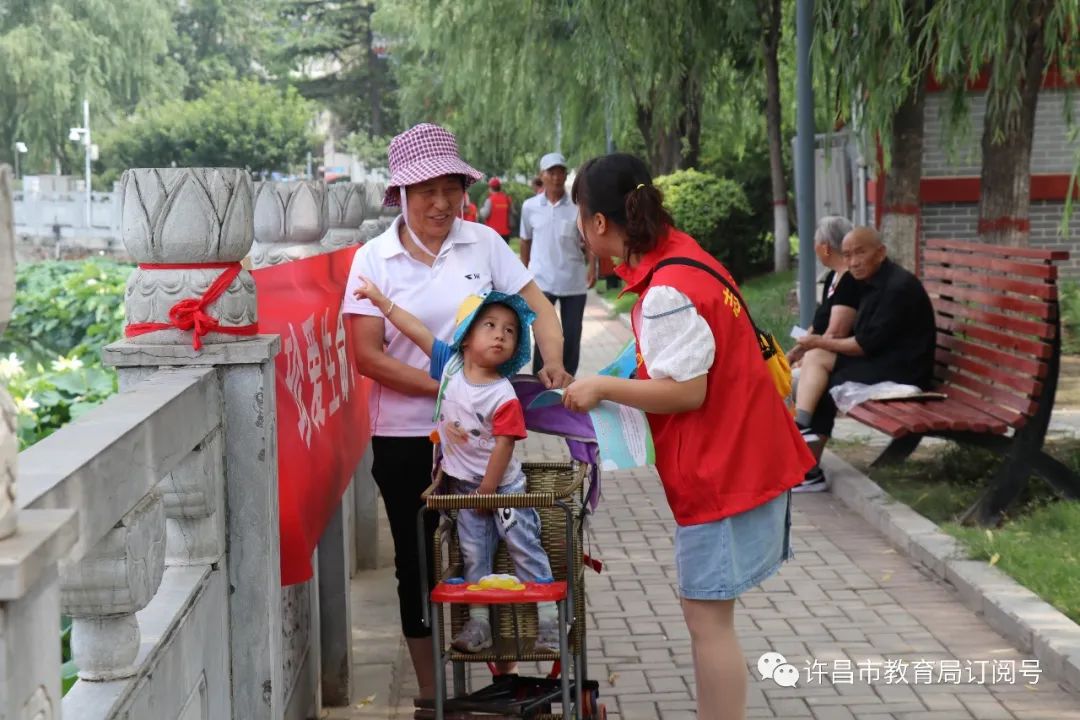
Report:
462,201,478,222
616,227,814,526
485,190,512,236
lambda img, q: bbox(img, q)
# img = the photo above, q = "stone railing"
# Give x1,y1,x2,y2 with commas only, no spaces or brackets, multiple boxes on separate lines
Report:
0,167,385,719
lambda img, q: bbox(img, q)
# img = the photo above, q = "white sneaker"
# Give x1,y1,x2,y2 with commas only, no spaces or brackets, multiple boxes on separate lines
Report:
792,466,828,493
451,617,493,653
534,616,560,653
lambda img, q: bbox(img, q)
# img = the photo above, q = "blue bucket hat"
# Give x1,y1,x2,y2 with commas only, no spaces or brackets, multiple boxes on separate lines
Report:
451,291,535,377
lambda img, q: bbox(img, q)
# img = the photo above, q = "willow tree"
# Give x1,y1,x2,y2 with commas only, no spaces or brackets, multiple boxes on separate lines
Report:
759,0,791,271
374,0,729,175
816,0,936,270
0,0,182,174
926,0,1080,246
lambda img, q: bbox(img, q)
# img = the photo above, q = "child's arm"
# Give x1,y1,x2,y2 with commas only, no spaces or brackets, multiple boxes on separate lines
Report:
476,436,515,495
353,275,436,357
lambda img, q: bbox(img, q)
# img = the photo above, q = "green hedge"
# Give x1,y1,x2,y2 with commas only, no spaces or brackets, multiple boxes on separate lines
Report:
654,169,767,281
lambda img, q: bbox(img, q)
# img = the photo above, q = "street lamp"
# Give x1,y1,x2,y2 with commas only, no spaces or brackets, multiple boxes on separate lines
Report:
13,142,27,180
68,99,92,228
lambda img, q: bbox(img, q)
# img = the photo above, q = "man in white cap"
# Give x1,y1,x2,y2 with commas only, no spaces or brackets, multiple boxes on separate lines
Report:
519,152,595,375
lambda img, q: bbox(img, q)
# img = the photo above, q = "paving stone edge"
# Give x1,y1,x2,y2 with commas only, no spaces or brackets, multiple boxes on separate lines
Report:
822,450,1080,692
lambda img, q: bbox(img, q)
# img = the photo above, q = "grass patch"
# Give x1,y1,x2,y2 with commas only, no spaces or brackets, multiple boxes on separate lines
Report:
832,439,1080,624
1062,280,1080,354
740,269,797,350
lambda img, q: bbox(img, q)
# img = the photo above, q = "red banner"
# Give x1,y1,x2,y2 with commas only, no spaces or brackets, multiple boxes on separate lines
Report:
252,248,371,586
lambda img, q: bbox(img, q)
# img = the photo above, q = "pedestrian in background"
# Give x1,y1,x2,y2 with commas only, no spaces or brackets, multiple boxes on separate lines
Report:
479,177,513,242
519,152,595,375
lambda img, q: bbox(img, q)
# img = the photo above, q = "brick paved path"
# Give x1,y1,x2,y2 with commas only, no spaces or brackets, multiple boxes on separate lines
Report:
334,295,1080,719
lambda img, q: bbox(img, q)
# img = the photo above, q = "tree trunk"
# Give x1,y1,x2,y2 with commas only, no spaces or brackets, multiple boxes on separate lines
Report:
880,80,927,272
364,6,384,137
680,73,703,170
977,2,1048,246
636,72,704,176
760,0,790,272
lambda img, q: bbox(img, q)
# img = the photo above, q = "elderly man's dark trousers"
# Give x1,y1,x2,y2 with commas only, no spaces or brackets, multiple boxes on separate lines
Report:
532,292,586,376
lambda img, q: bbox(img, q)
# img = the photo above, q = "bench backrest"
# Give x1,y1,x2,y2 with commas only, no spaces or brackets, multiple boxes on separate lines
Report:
921,238,1069,430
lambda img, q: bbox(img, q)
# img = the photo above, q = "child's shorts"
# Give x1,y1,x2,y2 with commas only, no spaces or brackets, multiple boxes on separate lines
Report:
674,491,792,601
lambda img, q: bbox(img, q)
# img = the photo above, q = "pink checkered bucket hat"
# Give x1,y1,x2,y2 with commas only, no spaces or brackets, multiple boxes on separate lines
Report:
382,123,484,207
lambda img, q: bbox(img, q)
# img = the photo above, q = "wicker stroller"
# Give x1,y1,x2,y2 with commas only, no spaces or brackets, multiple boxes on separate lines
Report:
415,376,606,720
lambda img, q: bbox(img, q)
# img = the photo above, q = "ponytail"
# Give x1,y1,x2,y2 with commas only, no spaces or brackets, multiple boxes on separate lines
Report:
573,154,674,256
624,183,673,256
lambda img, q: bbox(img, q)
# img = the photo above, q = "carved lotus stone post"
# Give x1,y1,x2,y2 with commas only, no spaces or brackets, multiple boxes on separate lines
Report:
251,180,329,267
321,182,367,250
121,168,257,349
0,165,15,540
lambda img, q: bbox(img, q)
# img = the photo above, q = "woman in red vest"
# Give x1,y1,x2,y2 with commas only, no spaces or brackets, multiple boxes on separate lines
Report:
480,177,513,242
563,154,814,720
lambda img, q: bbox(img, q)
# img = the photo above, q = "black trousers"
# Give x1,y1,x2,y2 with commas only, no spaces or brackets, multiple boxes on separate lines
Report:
532,292,587,376
370,435,439,638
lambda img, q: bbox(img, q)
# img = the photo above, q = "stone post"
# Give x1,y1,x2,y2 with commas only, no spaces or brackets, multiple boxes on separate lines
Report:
61,491,166,680
104,167,286,719
358,181,395,243
0,164,77,719
251,180,329,268
352,447,379,571
121,168,258,349
321,182,367,250
0,164,14,542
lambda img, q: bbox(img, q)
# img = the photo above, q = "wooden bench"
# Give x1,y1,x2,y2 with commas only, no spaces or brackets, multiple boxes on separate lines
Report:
846,238,1080,526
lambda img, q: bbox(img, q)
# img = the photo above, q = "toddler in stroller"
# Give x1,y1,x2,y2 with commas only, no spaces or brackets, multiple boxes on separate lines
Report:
353,278,560,654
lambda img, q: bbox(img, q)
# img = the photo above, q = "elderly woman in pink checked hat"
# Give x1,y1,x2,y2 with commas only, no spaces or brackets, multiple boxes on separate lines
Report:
341,123,568,699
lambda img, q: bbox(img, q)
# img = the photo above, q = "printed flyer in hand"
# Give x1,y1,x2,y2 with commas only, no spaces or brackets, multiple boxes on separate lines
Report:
528,341,655,471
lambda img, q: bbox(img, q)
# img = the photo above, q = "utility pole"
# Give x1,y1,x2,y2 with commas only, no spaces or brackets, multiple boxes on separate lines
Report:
555,104,563,154
83,99,92,228
795,0,816,329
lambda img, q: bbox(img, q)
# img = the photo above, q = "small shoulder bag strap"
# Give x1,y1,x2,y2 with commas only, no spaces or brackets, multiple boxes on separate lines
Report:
645,256,760,330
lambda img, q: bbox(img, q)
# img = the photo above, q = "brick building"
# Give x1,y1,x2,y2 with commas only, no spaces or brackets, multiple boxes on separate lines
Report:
866,77,1080,275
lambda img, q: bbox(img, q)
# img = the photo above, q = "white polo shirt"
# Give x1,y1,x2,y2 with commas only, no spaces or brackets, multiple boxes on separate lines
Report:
519,192,588,296
342,216,533,437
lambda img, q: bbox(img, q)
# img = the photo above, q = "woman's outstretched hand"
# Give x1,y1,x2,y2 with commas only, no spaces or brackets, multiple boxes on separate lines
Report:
562,376,607,413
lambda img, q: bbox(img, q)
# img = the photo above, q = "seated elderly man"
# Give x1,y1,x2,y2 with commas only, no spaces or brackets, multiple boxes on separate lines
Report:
792,226,936,489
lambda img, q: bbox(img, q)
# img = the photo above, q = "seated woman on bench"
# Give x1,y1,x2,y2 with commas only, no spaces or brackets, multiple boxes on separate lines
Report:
787,216,862,492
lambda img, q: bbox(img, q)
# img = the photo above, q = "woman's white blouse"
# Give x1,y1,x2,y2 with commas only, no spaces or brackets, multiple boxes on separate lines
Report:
638,286,715,382
342,216,533,436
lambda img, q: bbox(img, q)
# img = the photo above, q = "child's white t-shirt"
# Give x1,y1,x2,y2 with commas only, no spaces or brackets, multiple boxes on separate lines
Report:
430,340,527,486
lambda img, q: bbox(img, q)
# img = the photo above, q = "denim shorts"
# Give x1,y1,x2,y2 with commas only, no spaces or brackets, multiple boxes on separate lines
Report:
674,491,792,601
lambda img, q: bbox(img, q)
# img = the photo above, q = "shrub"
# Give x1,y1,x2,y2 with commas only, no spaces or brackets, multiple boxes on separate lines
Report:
1,260,131,365
654,169,767,280
1,260,130,448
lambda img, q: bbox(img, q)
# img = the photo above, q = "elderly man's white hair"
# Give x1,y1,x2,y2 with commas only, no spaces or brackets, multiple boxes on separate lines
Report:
814,215,853,251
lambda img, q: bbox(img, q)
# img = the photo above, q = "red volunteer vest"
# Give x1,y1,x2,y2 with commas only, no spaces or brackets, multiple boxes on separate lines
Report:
485,191,512,236
617,228,814,526
462,201,478,222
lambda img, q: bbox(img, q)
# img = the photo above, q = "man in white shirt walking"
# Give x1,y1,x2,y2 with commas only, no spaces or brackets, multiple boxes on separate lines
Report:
519,152,595,375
